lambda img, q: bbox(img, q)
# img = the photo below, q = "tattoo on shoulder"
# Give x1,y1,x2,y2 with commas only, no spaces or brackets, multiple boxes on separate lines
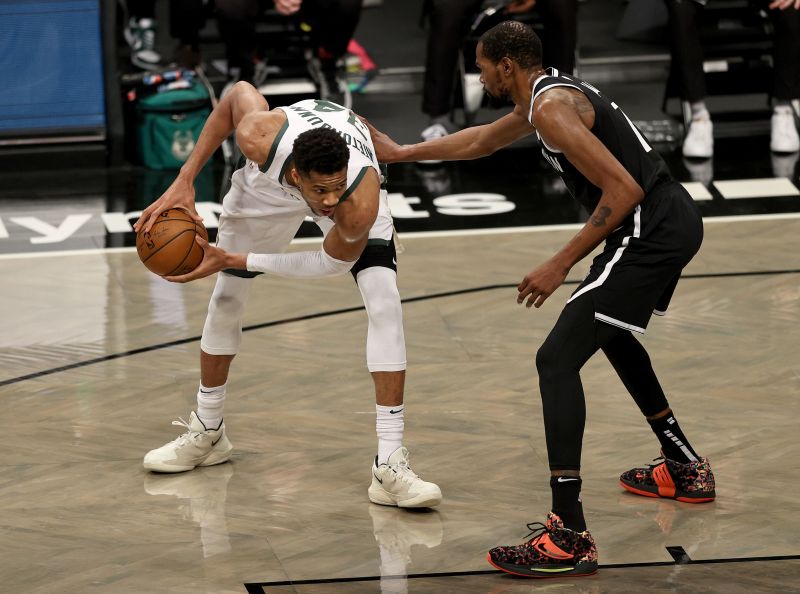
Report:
572,93,593,115
591,206,612,227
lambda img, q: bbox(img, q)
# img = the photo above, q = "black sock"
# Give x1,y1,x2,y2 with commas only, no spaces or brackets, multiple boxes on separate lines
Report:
648,414,699,464
550,476,586,532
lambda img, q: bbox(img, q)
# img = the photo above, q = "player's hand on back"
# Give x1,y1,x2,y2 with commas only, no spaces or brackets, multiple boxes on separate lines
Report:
164,236,246,283
359,116,402,163
134,175,203,234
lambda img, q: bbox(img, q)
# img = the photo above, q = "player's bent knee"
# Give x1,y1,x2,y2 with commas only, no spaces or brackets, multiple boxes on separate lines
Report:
535,340,565,380
201,275,253,355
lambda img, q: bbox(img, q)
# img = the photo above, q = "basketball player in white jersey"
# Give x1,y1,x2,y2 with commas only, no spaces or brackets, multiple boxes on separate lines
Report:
366,21,715,576
134,81,441,509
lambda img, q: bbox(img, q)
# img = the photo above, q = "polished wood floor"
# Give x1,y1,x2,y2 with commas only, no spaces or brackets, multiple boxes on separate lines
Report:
1,216,799,593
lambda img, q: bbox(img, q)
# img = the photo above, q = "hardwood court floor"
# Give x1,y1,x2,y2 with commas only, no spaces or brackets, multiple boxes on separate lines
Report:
1,216,799,593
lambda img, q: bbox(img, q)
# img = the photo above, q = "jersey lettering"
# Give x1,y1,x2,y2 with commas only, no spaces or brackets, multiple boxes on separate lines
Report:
346,112,369,142
287,106,376,163
312,99,346,113
542,150,564,173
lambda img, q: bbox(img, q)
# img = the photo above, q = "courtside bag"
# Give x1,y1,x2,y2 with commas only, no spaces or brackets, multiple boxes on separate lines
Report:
136,78,211,169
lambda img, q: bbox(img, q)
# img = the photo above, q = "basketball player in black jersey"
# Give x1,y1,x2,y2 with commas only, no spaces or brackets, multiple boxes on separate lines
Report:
366,21,716,577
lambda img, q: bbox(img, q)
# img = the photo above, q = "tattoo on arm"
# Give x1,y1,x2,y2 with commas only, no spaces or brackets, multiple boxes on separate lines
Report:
573,94,594,115
591,206,612,227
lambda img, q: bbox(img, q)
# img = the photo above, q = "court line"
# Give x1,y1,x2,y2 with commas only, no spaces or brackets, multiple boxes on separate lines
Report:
1,268,799,388
245,552,800,590
1,211,799,260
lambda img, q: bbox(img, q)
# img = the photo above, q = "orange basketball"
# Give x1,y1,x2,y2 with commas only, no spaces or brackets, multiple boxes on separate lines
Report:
136,208,208,277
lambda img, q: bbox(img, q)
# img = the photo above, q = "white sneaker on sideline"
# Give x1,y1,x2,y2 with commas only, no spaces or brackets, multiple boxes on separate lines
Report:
143,411,233,473
770,105,800,153
418,123,450,165
125,18,162,71
368,447,442,508
682,118,713,159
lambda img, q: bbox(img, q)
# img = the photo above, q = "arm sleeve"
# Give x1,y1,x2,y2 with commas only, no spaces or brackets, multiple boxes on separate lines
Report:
246,248,355,278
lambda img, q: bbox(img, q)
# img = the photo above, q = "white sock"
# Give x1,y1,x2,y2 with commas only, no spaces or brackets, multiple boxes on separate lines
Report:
376,404,404,465
197,383,226,430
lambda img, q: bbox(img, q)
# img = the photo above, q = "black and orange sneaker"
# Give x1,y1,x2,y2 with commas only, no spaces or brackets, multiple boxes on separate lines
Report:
487,512,598,578
620,456,715,503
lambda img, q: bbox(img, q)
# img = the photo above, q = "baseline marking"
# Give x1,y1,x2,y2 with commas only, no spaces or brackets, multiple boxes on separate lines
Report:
1,212,799,260
1,268,799,388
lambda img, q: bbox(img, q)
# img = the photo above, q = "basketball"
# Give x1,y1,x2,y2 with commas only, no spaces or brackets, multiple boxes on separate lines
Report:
136,208,208,277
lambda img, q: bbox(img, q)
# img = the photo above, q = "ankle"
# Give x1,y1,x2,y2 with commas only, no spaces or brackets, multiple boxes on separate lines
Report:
550,475,586,532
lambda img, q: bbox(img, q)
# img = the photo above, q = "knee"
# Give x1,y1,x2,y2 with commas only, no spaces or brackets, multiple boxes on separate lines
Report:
535,341,558,378
207,277,251,323
358,268,401,320
366,287,401,321
208,291,247,320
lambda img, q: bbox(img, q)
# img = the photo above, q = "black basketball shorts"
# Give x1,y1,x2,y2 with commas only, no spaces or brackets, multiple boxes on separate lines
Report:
567,181,703,333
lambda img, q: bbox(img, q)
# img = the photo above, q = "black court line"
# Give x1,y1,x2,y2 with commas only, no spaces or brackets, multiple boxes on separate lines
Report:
2,267,799,389
244,552,800,590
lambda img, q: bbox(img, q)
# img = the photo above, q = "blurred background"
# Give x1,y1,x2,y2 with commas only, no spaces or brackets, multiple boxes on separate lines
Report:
1,0,798,255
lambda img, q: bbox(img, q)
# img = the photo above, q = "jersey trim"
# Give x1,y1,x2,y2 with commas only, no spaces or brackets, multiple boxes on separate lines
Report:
260,119,289,173
278,155,294,187
594,313,646,334
339,166,369,202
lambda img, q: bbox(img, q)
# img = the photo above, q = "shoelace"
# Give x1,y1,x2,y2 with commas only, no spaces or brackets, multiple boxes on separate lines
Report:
390,457,420,484
168,417,202,447
647,456,665,469
523,521,549,544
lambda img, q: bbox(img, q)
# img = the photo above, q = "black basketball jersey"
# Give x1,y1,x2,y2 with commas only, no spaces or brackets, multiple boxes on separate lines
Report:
529,69,672,212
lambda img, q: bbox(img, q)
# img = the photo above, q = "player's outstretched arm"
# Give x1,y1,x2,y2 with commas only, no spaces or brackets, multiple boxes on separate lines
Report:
364,106,533,164
165,170,381,283
517,92,645,309
134,82,268,233
245,168,381,276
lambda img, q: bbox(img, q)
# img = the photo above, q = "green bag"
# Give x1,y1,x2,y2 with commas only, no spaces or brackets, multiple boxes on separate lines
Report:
136,79,211,170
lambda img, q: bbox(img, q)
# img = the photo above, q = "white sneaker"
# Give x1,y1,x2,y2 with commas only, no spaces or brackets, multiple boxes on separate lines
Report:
418,123,450,165
143,411,233,473
682,118,713,159
770,105,800,153
125,18,162,71
368,447,442,508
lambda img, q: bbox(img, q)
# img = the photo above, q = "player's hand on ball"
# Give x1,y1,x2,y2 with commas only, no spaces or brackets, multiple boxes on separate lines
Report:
517,258,570,309
134,175,203,234
164,236,240,283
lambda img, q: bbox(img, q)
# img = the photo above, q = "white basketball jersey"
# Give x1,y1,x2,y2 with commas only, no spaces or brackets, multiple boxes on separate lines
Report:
226,99,380,218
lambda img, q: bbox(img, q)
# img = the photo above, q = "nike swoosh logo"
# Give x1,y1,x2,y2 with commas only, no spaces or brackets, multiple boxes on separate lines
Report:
557,477,579,483
373,471,383,484
389,408,403,414
211,435,223,446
